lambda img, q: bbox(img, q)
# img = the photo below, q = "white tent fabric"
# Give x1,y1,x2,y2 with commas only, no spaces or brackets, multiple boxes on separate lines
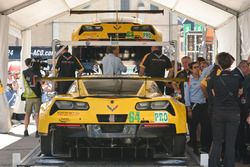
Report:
151,0,234,28
215,17,237,66
239,10,250,60
0,0,248,30
213,0,250,12
1,0,91,30
0,15,11,133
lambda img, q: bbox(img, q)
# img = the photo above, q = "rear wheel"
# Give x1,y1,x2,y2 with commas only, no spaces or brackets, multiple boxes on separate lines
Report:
40,135,52,156
173,134,186,156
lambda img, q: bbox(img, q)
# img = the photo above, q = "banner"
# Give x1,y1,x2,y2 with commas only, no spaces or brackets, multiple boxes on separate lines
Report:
8,46,21,60
8,46,52,60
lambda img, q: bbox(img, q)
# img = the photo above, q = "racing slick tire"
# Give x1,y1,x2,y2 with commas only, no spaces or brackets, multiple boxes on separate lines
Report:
173,134,186,157
40,135,52,156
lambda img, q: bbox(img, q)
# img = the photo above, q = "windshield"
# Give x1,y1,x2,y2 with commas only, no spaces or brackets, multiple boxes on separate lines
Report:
83,79,143,96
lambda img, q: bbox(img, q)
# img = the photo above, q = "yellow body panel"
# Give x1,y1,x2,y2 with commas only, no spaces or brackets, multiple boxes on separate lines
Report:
39,95,187,135
72,23,162,41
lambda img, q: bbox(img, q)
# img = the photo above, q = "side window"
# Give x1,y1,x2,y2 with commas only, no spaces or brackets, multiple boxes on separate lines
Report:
68,81,78,94
146,82,161,96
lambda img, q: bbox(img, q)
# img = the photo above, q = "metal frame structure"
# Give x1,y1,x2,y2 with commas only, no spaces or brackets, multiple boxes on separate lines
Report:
52,40,179,76
0,0,40,15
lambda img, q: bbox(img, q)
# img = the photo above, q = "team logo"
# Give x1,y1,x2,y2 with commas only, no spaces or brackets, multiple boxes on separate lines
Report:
113,25,121,30
107,105,118,112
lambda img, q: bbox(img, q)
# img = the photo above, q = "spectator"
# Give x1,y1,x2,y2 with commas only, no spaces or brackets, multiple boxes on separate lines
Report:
200,61,209,72
184,62,211,154
208,52,242,167
139,46,172,93
22,58,42,137
172,56,191,103
101,46,127,75
5,82,17,119
233,60,250,161
55,46,84,94
197,57,206,65
165,60,181,96
240,57,250,164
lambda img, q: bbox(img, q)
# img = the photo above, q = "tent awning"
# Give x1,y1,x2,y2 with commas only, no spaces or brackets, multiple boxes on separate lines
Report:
0,0,250,30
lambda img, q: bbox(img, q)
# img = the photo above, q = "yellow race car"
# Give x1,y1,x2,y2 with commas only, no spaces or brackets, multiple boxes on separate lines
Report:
38,76,187,158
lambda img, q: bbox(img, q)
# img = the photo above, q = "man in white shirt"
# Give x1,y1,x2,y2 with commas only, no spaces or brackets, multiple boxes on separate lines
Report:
101,46,127,75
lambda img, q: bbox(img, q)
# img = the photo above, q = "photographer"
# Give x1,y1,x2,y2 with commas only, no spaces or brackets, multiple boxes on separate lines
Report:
55,46,84,94
22,58,42,137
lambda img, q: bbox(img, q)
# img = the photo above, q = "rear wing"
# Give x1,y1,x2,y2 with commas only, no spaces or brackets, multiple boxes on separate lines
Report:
42,76,187,98
42,76,187,83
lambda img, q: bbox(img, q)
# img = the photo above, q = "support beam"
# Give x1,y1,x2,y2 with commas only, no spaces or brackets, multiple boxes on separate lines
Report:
70,10,164,14
0,15,11,133
0,0,40,15
200,0,238,16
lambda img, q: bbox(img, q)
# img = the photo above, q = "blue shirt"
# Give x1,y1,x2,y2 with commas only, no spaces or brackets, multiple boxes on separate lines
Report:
5,88,16,108
200,64,215,80
101,53,127,75
184,75,206,107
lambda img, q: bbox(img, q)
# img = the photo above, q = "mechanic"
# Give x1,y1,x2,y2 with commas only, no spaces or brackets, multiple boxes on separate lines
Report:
172,56,191,103
184,62,211,154
101,46,127,75
22,58,42,137
139,46,172,94
208,52,242,167
55,46,84,94
233,60,250,162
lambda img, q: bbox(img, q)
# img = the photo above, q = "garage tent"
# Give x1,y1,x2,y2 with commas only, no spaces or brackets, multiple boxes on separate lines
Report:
1,0,250,132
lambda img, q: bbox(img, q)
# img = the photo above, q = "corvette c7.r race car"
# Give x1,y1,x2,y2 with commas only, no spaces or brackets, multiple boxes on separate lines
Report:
38,76,187,158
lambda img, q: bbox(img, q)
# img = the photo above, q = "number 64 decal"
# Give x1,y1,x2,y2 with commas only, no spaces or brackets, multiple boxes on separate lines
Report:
128,111,140,123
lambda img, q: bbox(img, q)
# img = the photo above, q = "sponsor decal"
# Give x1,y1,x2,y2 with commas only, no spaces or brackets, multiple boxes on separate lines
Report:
59,117,70,123
154,112,168,123
143,32,152,39
57,112,80,116
128,111,140,123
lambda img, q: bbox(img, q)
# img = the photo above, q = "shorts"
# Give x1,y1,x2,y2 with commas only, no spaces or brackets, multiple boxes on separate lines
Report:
25,98,41,115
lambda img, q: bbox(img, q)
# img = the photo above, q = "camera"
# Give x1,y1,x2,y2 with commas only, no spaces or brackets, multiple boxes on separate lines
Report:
31,57,48,72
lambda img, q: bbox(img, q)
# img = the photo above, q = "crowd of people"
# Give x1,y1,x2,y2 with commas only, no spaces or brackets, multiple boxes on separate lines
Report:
2,44,250,166
173,53,250,167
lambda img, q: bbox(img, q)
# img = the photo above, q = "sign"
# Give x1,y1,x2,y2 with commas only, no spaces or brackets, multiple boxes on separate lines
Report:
194,24,203,31
183,24,191,35
31,47,53,59
8,46,53,60
183,24,191,54
8,46,21,60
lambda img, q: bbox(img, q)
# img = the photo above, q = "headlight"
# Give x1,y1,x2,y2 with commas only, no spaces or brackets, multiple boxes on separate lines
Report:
151,101,169,110
55,101,89,110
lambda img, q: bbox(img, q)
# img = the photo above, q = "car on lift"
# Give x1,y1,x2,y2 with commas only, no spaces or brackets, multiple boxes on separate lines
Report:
38,76,187,158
